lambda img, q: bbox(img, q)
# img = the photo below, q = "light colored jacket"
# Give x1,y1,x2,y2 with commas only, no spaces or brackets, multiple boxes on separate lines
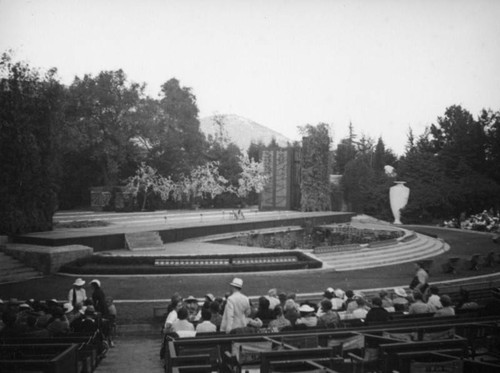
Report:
220,291,251,333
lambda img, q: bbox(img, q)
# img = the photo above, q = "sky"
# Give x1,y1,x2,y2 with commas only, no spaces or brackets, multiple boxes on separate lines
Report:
1,0,499,155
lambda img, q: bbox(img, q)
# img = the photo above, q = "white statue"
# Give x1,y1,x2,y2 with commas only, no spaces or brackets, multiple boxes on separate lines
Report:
390,181,410,225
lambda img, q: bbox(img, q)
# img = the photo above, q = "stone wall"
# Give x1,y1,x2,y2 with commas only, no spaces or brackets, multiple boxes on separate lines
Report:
1,244,93,274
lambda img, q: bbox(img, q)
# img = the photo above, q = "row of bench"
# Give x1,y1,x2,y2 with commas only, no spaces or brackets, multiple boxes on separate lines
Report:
0,332,102,373
162,314,500,373
441,251,500,273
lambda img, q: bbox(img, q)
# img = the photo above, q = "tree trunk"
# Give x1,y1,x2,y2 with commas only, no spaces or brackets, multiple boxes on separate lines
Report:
141,191,148,211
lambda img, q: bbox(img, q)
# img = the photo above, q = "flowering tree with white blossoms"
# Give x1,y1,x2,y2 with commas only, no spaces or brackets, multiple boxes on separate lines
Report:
236,154,270,198
185,161,229,202
125,163,177,211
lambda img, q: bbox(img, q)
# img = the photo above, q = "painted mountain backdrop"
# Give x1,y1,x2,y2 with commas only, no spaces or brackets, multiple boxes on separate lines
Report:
199,114,292,151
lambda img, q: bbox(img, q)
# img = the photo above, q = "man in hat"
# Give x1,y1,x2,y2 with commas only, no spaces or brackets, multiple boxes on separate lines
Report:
221,277,251,334
184,295,200,322
69,278,87,307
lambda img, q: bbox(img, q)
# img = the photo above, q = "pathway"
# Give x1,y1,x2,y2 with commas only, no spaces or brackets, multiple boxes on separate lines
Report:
94,336,163,373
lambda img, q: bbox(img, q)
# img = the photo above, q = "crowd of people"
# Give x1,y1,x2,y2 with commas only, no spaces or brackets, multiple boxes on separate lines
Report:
0,278,116,357
444,209,500,232
161,274,500,337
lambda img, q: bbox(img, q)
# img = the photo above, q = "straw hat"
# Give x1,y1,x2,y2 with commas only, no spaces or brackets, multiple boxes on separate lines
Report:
73,278,85,286
394,288,407,297
299,304,315,313
230,277,243,289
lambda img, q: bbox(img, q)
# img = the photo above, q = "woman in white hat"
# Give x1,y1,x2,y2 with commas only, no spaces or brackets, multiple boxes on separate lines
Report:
295,304,318,327
68,278,86,307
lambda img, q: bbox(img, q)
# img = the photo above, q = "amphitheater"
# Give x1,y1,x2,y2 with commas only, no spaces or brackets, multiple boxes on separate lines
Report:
1,208,499,372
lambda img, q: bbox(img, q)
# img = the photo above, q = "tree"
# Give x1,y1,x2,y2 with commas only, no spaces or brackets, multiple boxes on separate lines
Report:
247,140,266,163
430,105,487,174
184,162,229,203
151,78,206,177
64,69,145,187
398,106,500,223
0,53,64,233
480,109,500,184
373,137,397,175
299,123,332,211
125,163,176,211
236,154,269,198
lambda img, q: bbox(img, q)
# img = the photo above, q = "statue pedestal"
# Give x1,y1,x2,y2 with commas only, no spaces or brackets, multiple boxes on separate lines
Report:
390,181,410,225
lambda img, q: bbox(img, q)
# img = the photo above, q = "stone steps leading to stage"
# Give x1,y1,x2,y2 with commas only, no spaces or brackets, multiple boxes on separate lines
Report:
0,252,42,284
315,233,447,271
125,231,164,251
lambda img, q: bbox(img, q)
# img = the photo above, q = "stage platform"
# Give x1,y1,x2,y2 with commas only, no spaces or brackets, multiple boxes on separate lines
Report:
12,210,355,252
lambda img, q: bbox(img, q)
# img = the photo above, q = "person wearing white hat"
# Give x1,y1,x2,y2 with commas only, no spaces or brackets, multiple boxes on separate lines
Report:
331,289,346,311
392,287,409,311
296,304,318,327
63,302,80,324
265,288,281,310
68,278,87,307
90,279,108,315
220,277,251,334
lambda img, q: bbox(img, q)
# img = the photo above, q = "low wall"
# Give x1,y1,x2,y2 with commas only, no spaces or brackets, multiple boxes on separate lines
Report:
2,244,93,274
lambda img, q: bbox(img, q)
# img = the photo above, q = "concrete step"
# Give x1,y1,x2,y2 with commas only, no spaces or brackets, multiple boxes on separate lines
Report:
330,242,447,271
125,231,163,251
328,239,439,264
0,270,43,284
316,234,438,261
330,243,442,270
0,252,42,284
317,234,447,271
328,239,442,264
0,261,27,270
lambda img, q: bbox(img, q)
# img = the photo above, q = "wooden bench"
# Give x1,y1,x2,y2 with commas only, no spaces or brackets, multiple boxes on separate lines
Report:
465,253,482,270
417,259,434,273
435,351,500,373
379,337,468,372
484,251,500,267
260,347,342,373
0,343,79,373
3,333,100,373
162,316,500,372
442,257,461,274
397,350,465,373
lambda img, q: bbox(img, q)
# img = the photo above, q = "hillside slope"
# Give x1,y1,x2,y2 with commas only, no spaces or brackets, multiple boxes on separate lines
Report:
200,114,292,151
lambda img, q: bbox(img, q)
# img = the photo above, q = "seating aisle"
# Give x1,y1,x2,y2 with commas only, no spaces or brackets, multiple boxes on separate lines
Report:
94,336,163,373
